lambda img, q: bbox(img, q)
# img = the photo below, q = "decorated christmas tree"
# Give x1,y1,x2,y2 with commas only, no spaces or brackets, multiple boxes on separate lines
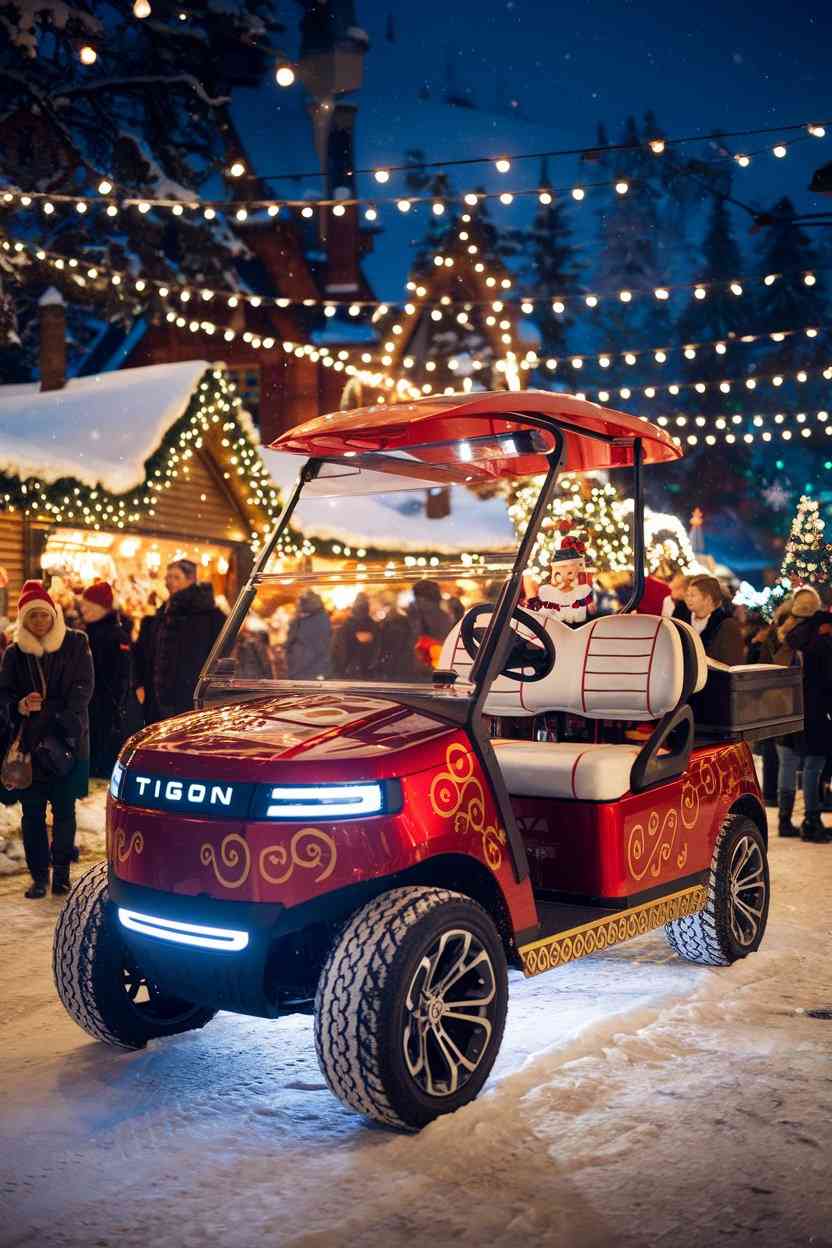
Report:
780,494,832,586
505,475,696,580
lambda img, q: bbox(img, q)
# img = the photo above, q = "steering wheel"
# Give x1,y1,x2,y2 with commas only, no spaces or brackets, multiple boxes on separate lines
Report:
460,604,556,683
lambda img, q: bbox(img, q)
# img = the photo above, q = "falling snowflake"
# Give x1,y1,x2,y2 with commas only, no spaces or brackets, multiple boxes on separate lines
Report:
763,481,791,510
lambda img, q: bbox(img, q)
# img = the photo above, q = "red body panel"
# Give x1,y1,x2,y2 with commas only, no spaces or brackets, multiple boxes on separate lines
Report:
110,696,538,933
513,742,759,898
109,693,759,933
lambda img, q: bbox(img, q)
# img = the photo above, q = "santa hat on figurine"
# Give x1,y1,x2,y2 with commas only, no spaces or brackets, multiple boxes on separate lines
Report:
550,523,587,586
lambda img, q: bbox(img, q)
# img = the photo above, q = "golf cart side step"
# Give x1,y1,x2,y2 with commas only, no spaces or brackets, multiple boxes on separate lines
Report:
519,882,709,978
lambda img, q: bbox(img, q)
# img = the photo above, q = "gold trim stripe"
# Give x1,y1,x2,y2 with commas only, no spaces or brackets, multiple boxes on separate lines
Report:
519,884,708,977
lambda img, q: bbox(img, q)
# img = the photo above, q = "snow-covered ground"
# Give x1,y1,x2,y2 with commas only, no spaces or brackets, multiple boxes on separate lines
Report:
0,781,108,875
1,811,830,1248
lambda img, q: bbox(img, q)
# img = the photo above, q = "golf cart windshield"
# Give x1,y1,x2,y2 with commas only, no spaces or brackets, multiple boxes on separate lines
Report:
200,425,559,704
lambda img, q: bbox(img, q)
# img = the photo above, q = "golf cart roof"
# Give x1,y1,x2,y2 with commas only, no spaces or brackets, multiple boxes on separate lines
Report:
270,391,681,482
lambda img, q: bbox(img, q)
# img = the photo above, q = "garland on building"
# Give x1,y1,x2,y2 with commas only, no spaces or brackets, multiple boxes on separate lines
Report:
505,474,696,578
0,368,292,550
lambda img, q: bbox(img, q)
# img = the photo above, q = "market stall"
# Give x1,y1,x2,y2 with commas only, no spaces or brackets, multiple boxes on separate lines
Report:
0,361,282,631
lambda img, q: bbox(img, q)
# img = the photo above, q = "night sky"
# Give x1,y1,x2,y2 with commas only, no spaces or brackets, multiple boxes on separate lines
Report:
343,0,832,215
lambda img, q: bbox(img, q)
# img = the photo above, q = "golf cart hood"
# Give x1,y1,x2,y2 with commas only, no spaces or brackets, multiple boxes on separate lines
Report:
125,693,458,783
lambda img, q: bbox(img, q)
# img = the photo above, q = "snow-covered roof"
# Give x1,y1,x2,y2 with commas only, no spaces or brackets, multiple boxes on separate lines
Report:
0,360,208,495
261,448,515,554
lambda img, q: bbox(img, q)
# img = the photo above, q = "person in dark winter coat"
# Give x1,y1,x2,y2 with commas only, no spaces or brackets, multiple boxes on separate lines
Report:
152,561,226,719
133,591,162,724
786,601,832,843
79,581,131,778
235,616,274,679
407,580,452,677
769,589,823,838
0,581,93,898
376,608,418,681
332,594,380,680
285,591,332,680
685,576,744,665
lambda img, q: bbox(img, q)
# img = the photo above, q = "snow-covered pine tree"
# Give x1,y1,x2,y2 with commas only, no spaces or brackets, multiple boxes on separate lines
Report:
666,190,754,510
590,116,672,378
517,158,581,376
0,0,281,376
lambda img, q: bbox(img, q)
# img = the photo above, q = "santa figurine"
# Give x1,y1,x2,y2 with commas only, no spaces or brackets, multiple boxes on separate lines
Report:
525,523,594,626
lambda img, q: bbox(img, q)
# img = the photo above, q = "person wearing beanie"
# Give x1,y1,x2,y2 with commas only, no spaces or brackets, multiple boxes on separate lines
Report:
79,582,132,778
0,580,94,898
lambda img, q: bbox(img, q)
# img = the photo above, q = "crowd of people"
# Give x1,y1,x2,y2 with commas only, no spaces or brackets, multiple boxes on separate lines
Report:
0,560,227,899
1,553,829,899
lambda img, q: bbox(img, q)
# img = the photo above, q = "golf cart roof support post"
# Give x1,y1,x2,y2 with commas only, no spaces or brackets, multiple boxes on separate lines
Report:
469,430,566,697
195,459,321,707
618,437,645,615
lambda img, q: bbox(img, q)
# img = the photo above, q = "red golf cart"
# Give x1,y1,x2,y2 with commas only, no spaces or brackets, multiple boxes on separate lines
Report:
54,392,800,1131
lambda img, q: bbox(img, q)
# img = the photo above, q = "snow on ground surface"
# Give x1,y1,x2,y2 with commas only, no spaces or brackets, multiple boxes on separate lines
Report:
1,810,831,1248
0,360,207,494
0,782,107,875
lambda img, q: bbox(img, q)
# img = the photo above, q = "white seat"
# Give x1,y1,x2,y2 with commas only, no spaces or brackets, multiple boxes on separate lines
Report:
440,610,686,719
492,739,642,801
440,609,702,802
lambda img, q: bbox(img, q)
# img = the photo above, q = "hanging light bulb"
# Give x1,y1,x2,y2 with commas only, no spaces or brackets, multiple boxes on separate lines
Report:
804,272,817,286
275,62,295,87
364,205,378,222
649,138,665,154
495,158,511,173
538,191,552,205
432,201,445,215
79,44,97,65
374,169,390,184
571,187,585,201
615,180,629,195
133,0,151,15
772,144,787,158
809,124,826,138
654,287,669,300
229,161,246,178
735,154,751,168
694,286,707,300
98,179,112,195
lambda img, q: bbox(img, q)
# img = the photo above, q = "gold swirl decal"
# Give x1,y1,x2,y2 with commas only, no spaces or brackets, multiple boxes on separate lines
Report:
680,778,700,830
429,744,506,873
259,828,337,886
200,833,251,889
627,808,680,882
115,829,144,863
520,885,708,977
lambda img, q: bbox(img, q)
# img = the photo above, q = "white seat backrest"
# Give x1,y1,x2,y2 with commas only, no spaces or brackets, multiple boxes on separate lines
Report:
439,610,685,720
670,618,708,693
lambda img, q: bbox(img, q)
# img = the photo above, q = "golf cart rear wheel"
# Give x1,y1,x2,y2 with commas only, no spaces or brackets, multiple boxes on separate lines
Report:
664,815,770,965
315,886,508,1131
53,861,217,1050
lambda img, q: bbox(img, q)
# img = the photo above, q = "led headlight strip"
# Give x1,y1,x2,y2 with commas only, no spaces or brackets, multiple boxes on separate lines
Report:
118,908,249,952
265,783,383,819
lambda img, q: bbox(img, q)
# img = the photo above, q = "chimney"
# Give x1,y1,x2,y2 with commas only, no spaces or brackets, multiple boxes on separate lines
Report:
39,287,66,392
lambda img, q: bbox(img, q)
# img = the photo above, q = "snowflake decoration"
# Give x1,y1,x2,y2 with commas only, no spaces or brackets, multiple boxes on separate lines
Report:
762,481,791,511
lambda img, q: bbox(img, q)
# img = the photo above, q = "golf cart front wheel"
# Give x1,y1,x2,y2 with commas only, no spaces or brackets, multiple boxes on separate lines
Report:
315,886,508,1130
53,861,217,1050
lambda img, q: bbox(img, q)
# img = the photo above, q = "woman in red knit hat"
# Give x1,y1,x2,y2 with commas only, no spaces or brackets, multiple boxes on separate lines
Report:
79,582,132,778
0,581,94,898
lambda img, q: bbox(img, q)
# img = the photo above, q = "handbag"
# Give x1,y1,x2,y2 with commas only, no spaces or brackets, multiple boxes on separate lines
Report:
1,729,32,790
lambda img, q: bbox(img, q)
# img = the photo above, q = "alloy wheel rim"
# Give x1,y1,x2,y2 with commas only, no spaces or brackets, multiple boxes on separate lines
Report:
727,834,767,947
402,927,497,1098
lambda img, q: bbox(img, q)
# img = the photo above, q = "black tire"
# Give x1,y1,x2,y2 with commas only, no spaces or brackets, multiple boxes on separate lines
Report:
315,886,508,1131
53,861,217,1050
665,815,770,965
